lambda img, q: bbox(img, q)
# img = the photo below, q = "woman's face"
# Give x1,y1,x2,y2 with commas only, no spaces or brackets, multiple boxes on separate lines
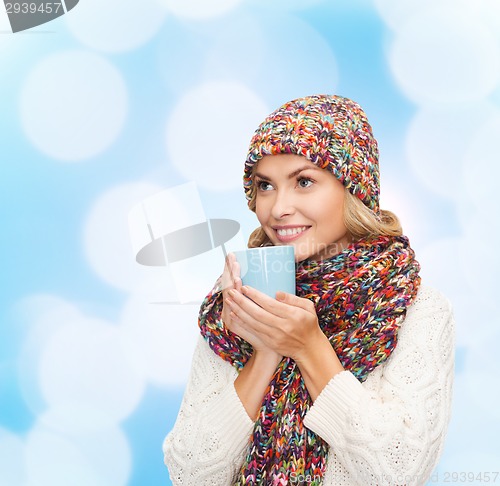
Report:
254,154,351,262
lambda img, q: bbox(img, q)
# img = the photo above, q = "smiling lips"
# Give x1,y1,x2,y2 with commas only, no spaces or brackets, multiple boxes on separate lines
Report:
273,225,310,242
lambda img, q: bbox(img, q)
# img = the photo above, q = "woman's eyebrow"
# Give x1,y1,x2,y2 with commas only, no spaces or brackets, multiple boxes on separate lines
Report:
254,166,321,181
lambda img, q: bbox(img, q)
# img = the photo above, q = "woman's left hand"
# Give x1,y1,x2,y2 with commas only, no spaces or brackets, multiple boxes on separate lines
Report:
226,285,324,362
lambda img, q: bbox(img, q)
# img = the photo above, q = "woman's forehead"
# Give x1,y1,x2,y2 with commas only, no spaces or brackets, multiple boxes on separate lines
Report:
254,154,316,172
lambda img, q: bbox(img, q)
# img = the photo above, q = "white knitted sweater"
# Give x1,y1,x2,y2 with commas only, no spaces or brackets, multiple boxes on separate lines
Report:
163,285,455,485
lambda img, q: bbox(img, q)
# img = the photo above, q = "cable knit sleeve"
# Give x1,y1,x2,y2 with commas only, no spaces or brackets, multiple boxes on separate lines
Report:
303,285,455,486
163,335,254,486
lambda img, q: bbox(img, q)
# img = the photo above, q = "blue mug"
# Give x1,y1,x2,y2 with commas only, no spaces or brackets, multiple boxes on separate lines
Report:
233,246,296,298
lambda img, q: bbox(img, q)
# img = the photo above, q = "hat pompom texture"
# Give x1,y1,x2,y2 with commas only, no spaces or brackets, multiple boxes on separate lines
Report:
243,94,380,213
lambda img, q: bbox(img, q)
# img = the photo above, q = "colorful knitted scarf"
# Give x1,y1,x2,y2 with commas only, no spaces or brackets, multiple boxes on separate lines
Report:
199,235,421,485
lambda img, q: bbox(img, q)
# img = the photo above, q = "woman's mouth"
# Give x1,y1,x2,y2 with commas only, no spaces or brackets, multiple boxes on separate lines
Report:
273,226,310,242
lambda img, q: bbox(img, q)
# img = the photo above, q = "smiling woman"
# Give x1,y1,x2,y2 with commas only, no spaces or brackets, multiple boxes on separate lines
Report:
163,95,455,486
247,155,403,255
252,155,350,262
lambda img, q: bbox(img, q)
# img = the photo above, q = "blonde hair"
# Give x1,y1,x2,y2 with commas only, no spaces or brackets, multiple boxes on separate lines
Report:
343,190,402,240
246,176,402,248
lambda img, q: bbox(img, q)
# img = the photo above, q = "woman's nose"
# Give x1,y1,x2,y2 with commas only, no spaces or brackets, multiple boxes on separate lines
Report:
271,190,296,219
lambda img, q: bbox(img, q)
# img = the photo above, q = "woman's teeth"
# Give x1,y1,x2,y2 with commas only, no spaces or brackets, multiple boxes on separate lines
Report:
276,226,308,236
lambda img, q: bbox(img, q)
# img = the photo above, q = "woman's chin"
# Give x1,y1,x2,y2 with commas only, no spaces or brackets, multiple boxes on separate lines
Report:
293,247,315,262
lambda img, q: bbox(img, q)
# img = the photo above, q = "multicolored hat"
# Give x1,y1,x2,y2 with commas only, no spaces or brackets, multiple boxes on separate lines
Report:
243,94,380,213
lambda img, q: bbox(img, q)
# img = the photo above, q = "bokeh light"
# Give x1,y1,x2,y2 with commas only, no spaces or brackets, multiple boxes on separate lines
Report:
17,295,83,416
24,424,131,486
203,13,340,103
66,0,168,53
2,1,498,484
38,317,145,425
83,182,165,291
160,0,242,20
166,81,269,190
462,114,500,209
388,6,500,104
120,297,200,386
20,50,128,161
405,103,499,201
373,0,435,31
0,428,26,486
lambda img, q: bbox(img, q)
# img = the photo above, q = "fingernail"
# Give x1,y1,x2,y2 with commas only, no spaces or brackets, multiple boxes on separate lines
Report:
241,286,248,293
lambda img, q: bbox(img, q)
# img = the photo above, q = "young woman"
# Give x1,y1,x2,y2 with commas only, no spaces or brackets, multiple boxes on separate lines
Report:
163,95,454,485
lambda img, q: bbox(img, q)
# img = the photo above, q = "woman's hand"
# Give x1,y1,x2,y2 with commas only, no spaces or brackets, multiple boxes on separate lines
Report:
220,254,281,359
224,285,325,363
227,285,345,401
220,252,242,329
221,254,283,419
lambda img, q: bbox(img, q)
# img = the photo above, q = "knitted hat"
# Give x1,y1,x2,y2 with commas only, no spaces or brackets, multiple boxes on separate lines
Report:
243,94,380,213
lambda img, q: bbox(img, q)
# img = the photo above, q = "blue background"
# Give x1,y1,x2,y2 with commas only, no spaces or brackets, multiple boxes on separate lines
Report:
1,0,500,484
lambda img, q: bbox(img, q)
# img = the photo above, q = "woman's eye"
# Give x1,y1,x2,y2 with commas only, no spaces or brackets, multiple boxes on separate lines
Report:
257,180,273,191
298,177,313,188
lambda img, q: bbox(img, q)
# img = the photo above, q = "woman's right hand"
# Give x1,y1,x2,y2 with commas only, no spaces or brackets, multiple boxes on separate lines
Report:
221,253,280,359
221,253,282,420
220,252,242,330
